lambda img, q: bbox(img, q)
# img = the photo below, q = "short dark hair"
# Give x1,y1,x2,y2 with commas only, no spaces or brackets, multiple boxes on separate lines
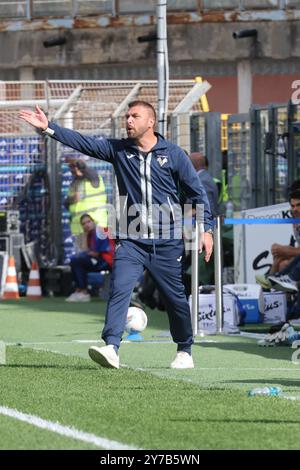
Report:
289,190,300,201
289,179,300,192
128,100,156,122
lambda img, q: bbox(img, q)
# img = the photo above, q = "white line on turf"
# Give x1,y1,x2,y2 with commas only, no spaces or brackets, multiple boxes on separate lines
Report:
123,366,299,371
281,395,300,401
6,340,103,346
240,332,266,339
188,367,300,371
0,406,139,450
8,338,216,346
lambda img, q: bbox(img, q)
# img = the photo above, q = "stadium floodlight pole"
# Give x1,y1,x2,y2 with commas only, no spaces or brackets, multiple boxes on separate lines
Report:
163,4,169,136
214,216,223,334
72,0,78,18
26,0,33,20
191,220,199,336
157,0,168,135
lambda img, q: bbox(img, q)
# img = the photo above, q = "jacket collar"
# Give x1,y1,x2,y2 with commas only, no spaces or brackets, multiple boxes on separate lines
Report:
123,132,168,153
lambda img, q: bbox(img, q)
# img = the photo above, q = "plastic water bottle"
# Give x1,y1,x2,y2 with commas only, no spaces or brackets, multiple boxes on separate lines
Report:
248,386,281,397
0,341,6,365
225,200,234,218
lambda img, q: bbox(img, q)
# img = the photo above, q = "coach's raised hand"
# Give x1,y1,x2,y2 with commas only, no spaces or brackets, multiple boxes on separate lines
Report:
19,105,48,131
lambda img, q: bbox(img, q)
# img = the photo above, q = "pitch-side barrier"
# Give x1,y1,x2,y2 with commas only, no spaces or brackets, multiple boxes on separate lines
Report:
190,216,300,336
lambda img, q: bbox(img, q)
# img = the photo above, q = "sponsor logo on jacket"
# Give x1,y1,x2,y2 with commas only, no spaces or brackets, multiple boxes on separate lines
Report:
157,155,168,167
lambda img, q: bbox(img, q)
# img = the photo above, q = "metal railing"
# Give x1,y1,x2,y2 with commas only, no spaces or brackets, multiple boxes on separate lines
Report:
0,0,295,21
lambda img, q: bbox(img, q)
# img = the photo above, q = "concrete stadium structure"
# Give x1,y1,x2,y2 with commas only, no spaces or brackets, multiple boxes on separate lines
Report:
0,1,300,112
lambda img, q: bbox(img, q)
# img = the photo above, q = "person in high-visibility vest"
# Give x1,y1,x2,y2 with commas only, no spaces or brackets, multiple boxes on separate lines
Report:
65,159,108,236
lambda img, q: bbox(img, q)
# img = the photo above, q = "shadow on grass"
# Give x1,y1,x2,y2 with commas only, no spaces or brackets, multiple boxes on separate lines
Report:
1,364,95,370
170,418,300,424
225,377,300,388
195,340,296,361
1,299,169,333
1,298,105,313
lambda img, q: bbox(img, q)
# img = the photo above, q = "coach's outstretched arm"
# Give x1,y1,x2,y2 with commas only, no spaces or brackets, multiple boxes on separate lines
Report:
19,106,112,161
19,105,48,131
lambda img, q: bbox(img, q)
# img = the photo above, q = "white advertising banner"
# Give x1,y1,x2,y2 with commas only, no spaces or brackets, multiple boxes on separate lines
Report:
234,202,294,283
189,293,239,335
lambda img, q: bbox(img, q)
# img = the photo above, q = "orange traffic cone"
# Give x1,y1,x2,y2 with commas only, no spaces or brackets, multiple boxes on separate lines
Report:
26,261,42,300
3,256,19,299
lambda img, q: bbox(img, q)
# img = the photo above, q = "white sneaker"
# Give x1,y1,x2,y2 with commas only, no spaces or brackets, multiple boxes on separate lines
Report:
75,292,91,302
66,292,91,302
88,345,120,369
170,351,194,369
268,274,298,293
65,292,80,302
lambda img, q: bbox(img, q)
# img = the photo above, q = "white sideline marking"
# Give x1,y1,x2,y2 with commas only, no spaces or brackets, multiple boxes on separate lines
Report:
240,332,265,339
281,395,300,401
7,340,103,346
0,406,139,450
9,338,216,346
128,367,298,372
189,367,299,371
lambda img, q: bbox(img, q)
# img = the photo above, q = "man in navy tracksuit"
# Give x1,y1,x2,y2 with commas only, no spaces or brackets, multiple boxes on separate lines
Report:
19,100,213,369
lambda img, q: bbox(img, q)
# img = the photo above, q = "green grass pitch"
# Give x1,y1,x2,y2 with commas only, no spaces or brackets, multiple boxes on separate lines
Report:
0,298,300,450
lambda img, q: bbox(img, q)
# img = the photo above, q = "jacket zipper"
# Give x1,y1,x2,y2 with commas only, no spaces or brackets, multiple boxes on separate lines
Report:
167,196,175,222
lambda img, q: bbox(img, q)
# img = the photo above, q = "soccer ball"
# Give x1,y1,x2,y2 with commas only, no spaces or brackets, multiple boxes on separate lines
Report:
125,306,148,333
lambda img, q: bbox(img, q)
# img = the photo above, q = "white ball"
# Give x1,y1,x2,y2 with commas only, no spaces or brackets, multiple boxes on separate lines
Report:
125,306,148,333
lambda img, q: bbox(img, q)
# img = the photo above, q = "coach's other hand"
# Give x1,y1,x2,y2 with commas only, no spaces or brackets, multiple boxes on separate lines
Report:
199,232,213,262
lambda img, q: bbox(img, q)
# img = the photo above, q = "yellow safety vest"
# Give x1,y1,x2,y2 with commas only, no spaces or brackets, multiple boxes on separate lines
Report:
68,177,108,235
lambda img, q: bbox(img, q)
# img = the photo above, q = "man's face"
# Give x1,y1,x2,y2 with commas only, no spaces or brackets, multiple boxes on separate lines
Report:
125,105,154,139
290,198,300,218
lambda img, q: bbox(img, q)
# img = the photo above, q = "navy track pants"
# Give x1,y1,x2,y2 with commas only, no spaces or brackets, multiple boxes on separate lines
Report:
102,239,193,352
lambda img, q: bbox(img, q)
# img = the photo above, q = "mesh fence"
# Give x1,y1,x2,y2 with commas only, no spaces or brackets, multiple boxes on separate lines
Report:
0,80,199,134
275,106,289,202
0,132,48,263
291,103,300,182
227,115,251,211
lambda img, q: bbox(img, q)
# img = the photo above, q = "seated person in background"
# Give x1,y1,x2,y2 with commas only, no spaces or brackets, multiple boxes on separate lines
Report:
183,152,218,286
189,152,220,217
256,189,300,289
266,254,300,293
66,213,114,303
263,254,300,321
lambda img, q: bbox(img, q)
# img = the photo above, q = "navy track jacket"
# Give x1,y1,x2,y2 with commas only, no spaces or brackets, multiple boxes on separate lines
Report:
48,123,213,241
